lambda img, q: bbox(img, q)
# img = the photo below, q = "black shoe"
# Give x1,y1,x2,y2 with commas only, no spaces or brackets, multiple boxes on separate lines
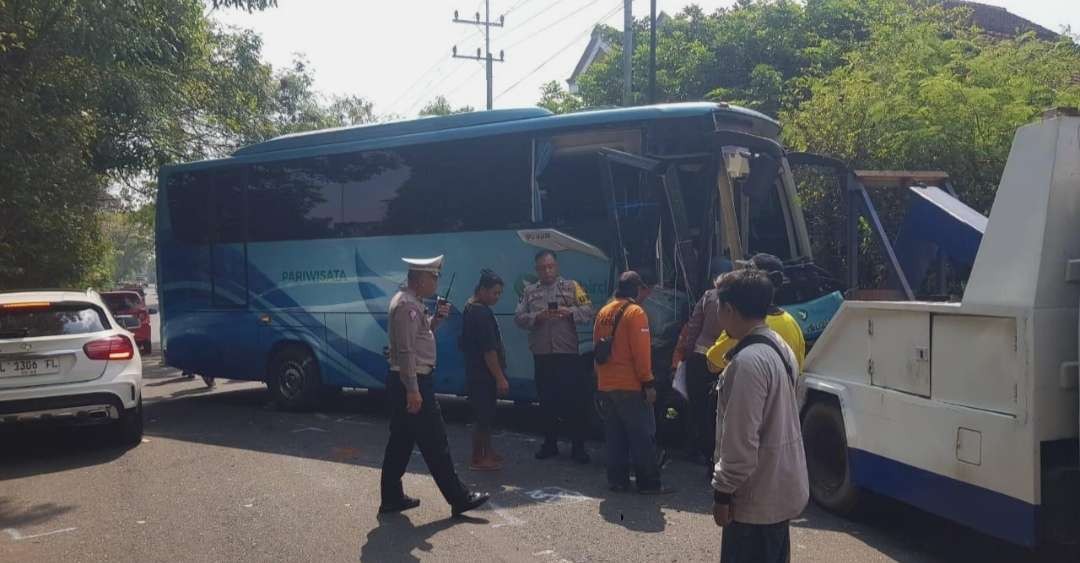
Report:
535,443,558,460
638,485,676,495
451,492,490,516
378,496,420,514
609,483,630,493
571,448,590,464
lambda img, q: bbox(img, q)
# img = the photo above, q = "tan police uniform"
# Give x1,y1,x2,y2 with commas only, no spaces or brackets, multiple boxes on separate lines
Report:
380,255,473,511
514,276,595,456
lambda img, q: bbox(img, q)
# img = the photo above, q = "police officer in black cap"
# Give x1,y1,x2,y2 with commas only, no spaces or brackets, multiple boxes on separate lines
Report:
379,255,489,517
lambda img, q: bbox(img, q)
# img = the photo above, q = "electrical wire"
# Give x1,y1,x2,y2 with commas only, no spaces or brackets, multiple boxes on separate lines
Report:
494,3,621,101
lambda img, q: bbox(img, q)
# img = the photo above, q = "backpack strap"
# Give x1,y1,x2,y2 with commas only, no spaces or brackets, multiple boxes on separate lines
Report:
609,300,633,340
724,333,795,388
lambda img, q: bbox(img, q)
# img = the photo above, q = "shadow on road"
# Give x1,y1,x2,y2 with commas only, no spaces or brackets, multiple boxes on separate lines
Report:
598,494,667,533
10,358,1075,563
0,424,134,481
0,497,77,529
360,513,488,562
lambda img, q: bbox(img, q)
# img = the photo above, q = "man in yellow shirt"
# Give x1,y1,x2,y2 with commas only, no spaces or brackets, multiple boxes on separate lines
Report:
706,254,806,373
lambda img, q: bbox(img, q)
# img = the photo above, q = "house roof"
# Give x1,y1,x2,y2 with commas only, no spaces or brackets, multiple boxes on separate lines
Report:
568,28,610,87
940,1,1057,40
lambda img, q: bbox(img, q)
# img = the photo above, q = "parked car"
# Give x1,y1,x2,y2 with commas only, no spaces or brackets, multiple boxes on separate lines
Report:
118,283,145,299
101,290,154,354
0,289,143,445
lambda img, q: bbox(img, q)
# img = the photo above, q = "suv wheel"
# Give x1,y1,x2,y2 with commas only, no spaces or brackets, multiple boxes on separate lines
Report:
116,398,144,446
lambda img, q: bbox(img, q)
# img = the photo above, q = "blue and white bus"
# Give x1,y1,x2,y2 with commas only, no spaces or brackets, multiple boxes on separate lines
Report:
156,102,828,410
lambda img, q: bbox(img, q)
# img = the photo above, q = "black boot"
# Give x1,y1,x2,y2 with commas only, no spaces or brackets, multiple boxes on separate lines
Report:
535,442,558,460
378,495,420,514
451,492,490,516
571,443,590,464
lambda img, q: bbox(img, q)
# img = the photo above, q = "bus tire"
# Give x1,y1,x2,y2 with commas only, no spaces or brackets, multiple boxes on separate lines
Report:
268,345,321,411
802,399,862,515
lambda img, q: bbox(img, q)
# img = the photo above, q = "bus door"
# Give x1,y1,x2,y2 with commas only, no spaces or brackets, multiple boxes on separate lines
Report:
597,149,705,365
598,149,702,298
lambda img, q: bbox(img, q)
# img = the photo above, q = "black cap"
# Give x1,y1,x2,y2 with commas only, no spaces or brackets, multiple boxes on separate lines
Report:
616,270,647,298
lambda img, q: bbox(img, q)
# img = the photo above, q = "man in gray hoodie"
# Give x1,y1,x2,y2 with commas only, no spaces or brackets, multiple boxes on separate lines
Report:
710,269,808,563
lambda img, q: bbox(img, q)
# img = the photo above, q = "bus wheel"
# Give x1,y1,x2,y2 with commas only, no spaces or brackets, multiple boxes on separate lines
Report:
802,399,862,515
268,346,321,411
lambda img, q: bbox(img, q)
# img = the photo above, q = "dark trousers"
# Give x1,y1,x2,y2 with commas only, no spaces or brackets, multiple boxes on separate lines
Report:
686,353,719,460
533,353,589,448
598,390,661,490
380,371,469,507
720,521,791,563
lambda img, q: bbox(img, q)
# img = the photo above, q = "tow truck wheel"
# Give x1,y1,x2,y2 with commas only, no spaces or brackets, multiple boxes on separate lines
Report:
268,346,321,411
802,400,862,515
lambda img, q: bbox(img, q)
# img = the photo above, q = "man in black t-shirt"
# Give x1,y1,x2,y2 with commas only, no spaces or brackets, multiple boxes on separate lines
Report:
461,269,511,471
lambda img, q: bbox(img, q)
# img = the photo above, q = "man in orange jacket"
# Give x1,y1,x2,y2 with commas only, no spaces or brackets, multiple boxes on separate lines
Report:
594,271,674,495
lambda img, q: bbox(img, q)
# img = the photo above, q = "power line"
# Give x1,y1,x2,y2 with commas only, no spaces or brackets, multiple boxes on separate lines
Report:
502,0,602,51
495,3,622,101
388,24,483,115
501,0,535,16
495,0,575,42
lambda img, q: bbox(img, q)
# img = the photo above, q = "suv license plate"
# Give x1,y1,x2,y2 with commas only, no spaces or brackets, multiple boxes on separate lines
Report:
0,358,62,377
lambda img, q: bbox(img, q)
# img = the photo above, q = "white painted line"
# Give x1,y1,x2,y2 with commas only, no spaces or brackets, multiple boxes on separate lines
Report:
291,426,329,433
4,527,77,541
487,500,526,528
334,417,373,425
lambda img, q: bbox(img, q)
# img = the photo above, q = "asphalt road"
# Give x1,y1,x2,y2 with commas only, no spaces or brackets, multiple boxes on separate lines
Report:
0,288,1074,562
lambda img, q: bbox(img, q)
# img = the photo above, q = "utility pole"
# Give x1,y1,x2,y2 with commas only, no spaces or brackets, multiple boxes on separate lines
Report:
452,1,505,110
623,0,633,106
649,0,656,104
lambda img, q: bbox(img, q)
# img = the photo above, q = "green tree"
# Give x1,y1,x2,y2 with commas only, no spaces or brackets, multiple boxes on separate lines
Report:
102,204,156,284
782,12,1080,286
537,81,584,114
418,95,474,117
0,1,378,288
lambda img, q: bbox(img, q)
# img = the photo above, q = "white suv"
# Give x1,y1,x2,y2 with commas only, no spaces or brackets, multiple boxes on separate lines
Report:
0,289,143,445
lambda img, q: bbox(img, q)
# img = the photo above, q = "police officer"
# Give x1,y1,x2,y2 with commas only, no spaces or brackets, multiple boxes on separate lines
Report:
379,255,489,516
514,250,595,463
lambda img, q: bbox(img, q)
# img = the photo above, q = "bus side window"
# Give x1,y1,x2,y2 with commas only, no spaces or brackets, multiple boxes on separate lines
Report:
336,150,410,238
247,157,341,242
167,171,211,244
164,171,213,308
336,136,531,237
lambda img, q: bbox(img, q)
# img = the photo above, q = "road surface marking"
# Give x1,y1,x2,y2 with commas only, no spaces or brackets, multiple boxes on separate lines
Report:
4,527,77,541
487,500,526,528
291,426,328,433
523,487,594,505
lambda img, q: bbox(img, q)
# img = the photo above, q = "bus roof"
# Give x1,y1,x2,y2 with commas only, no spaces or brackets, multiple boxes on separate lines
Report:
233,102,778,158
166,102,779,173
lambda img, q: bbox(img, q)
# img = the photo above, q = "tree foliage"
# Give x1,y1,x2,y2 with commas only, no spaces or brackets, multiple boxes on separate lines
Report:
418,95,474,117
549,0,1080,288
0,0,376,288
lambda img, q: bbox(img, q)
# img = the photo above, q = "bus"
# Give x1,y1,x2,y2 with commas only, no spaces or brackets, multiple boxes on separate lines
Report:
156,102,835,410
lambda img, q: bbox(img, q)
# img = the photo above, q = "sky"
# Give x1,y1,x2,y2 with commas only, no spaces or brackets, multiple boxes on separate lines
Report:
213,0,1079,118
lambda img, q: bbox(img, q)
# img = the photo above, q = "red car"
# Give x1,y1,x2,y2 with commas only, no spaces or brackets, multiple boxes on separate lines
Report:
101,290,153,354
